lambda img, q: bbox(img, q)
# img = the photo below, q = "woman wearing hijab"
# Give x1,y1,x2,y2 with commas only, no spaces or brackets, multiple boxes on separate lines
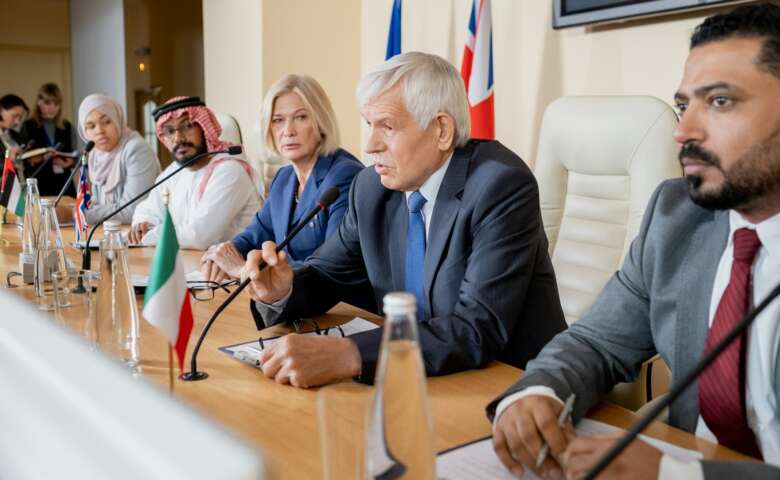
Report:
78,94,160,225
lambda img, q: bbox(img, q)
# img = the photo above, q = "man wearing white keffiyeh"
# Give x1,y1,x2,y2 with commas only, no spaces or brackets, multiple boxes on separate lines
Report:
129,96,262,250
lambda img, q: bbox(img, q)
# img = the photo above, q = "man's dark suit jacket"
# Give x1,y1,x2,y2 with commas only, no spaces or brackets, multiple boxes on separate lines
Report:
251,139,566,382
486,178,780,478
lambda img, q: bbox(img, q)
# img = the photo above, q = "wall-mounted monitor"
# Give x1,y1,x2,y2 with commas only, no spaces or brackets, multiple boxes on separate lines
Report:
553,0,742,29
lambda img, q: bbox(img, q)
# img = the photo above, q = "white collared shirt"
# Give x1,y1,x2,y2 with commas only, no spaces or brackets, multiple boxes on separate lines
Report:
493,209,780,478
404,153,452,241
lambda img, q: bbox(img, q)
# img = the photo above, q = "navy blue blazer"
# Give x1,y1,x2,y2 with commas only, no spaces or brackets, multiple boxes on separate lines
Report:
252,140,566,382
232,148,363,266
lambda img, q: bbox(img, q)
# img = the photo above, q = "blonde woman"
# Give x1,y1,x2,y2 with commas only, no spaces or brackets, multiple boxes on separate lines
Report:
22,83,77,196
202,74,363,281
77,94,160,224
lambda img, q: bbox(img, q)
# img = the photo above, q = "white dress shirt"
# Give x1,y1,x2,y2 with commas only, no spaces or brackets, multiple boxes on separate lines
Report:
132,156,262,250
494,209,780,479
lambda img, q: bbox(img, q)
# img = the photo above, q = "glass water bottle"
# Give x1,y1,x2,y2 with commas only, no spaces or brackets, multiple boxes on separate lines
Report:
365,292,436,479
94,220,140,370
19,178,42,284
35,199,70,310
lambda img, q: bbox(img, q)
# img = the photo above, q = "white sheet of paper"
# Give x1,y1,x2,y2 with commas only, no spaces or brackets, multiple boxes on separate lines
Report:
436,418,703,480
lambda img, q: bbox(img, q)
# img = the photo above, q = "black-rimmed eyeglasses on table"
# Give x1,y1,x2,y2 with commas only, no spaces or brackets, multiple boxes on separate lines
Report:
187,279,240,301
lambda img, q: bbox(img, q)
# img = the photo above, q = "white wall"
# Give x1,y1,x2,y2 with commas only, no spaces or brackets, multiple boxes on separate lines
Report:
201,0,749,170
262,0,362,162
0,0,73,121
70,0,128,122
361,0,736,168
202,0,263,170
202,0,361,171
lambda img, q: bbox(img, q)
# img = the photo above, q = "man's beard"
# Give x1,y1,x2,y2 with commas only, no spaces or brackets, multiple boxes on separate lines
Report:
682,124,780,210
173,141,208,166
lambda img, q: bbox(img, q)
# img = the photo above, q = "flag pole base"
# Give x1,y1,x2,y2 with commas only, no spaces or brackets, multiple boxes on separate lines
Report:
72,277,87,294
180,371,209,381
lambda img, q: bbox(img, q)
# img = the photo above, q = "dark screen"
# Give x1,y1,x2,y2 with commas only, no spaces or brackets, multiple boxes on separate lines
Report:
562,0,653,15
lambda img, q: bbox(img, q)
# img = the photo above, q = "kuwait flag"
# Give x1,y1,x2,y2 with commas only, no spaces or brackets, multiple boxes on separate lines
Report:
461,0,495,140
0,153,24,217
142,207,193,371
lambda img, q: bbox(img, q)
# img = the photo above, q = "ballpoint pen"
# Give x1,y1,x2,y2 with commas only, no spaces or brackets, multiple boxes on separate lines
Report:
536,393,576,468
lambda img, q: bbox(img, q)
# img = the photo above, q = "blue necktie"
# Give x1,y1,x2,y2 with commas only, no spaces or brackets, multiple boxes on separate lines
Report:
405,191,427,320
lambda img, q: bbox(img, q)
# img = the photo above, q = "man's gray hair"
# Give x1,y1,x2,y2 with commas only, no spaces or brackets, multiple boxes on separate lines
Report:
356,52,470,147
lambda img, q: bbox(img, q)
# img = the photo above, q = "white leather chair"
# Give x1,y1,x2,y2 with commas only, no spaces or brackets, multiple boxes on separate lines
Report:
534,96,681,410
215,113,243,145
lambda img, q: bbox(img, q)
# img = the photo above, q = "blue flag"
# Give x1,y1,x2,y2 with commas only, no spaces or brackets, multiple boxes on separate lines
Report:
385,0,402,60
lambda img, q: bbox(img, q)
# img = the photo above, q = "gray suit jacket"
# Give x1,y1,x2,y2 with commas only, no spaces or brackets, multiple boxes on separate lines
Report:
85,133,160,225
251,139,567,382
486,178,780,479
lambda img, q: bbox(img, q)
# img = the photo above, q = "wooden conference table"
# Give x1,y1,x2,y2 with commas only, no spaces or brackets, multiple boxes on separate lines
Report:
0,221,749,478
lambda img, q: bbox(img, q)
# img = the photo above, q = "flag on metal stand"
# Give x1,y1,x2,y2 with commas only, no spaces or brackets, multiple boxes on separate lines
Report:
142,194,194,390
73,160,91,242
1,151,25,218
461,0,495,140
0,152,7,244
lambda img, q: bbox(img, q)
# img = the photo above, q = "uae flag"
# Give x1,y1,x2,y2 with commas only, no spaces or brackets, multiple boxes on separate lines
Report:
142,207,193,371
0,154,24,217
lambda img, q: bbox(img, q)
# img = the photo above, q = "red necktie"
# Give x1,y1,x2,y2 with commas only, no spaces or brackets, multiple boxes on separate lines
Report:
698,228,763,458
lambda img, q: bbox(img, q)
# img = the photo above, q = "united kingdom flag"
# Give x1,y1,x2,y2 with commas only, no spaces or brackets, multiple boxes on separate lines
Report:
461,0,494,140
74,160,91,242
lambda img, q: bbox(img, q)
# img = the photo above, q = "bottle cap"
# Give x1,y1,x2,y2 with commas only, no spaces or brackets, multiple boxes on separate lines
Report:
104,220,121,232
40,198,54,207
26,178,38,186
383,292,416,317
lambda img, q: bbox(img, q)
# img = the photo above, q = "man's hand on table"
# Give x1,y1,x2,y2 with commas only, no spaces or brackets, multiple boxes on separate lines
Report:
493,395,663,480
493,394,573,479
129,222,152,244
258,333,362,388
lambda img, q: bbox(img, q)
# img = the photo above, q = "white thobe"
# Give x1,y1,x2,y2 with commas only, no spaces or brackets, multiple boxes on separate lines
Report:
132,156,262,250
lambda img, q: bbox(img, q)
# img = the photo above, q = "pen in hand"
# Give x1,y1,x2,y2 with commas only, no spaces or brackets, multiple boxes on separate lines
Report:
536,393,576,469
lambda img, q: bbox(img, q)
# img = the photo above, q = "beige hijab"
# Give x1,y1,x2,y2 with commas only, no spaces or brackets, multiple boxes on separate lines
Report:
77,94,139,202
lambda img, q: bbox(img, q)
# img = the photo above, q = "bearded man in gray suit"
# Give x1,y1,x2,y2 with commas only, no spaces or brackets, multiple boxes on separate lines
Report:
489,4,780,480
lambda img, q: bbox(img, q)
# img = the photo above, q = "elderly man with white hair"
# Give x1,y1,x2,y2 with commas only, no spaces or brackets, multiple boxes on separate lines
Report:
242,52,566,387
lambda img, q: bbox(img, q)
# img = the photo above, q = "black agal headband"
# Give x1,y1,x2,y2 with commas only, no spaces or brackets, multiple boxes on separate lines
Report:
152,96,206,122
